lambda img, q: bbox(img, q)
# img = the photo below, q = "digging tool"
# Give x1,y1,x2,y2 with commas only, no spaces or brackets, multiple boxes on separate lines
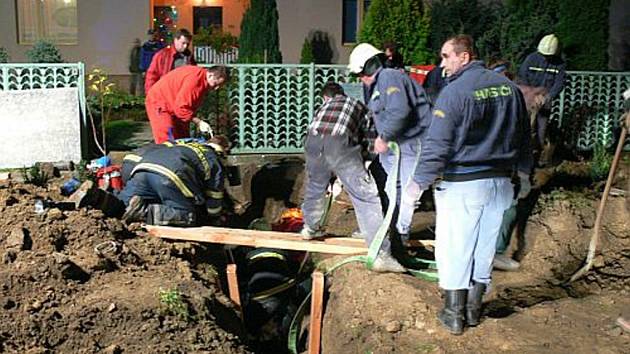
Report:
569,112,629,283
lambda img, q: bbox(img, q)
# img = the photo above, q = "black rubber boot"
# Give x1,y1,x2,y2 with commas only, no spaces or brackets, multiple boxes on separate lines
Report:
437,289,467,335
466,281,487,327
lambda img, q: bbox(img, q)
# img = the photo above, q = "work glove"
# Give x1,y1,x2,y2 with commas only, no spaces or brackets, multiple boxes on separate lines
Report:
402,180,424,208
198,120,214,137
517,172,531,200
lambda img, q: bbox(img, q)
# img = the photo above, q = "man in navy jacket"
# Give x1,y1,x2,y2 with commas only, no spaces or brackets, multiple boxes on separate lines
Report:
410,35,533,335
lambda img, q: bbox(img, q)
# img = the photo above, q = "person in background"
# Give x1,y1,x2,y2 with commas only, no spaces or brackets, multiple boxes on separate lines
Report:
383,41,405,70
423,65,447,105
145,65,229,144
129,38,143,96
145,28,196,94
517,34,566,161
139,29,165,93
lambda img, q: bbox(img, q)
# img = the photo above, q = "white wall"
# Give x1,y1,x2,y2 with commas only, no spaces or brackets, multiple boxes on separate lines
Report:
0,0,150,75
0,88,82,168
276,0,352,64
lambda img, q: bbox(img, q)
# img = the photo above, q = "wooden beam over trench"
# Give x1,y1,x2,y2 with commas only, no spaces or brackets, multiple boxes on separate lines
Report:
144,225,434,255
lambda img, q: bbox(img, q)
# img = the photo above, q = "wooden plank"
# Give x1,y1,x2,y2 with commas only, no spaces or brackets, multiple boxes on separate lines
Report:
308,271,324,354
144,225,367,255
226,264,241,307
144,225,435,254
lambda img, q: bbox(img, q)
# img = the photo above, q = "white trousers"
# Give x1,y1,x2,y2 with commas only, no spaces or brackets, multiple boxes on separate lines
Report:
434,177,513,290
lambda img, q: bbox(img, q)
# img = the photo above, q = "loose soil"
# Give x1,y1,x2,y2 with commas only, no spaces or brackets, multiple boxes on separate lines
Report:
1,158,629,353
0,180,250,353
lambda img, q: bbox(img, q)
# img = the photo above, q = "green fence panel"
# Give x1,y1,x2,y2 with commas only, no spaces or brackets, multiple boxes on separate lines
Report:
550,71,629,150
2,63,626,154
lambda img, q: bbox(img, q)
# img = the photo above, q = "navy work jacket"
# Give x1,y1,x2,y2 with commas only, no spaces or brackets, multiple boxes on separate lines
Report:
414,61,533,190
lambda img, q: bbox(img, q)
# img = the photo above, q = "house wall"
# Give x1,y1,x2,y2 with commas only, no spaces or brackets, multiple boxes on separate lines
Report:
0,0,150,75
276,0,352,64
152,0,249,36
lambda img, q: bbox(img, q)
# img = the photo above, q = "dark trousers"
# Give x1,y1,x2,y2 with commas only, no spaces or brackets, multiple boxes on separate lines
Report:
118,171,197,225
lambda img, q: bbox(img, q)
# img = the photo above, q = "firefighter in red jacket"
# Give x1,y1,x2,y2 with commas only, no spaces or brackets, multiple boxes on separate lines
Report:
145,65,230,144
144,28,197,94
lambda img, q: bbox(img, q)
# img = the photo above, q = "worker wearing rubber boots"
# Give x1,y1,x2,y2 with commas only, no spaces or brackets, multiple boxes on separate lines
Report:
145,65,229,144
118,138,227,227
409,35,533,335
348,43,432,252
301,82,405,273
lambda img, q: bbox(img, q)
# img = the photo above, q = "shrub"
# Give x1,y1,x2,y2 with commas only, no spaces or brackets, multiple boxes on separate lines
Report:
359,0,432,65
477,0,559,67
194,27,238,52
299,38,314,64
556,0,608,70
589,143,612,181
26,40,63,63
429,0,501,62
239,0,282,63
0,47,9,63
21,163,50,187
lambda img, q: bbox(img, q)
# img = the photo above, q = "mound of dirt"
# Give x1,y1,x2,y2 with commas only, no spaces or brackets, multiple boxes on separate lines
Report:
321,190,630,353
0,181,250,353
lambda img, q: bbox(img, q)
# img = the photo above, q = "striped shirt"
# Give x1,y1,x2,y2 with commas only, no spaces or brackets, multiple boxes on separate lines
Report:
309,94,375,145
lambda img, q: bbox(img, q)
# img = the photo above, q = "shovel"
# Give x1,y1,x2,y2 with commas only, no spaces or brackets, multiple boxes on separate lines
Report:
569,112,629,282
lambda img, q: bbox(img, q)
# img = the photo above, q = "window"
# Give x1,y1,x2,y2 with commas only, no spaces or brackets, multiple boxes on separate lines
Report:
193,6,223,34
342,0,371,44
16,0,78,45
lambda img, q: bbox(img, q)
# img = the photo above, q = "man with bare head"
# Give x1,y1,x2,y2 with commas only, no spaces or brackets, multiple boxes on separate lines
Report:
145,28,196,93
408,35,533,335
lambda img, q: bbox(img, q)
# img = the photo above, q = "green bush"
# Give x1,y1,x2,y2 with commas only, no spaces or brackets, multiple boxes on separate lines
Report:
556,0,608,70
239,0,282,63
0,47,9,63
194,27,238,52
589,143,612,181
477,0,559,67
26,40,63,63
429,0,501,62
359,0,432,65
299,38,314,64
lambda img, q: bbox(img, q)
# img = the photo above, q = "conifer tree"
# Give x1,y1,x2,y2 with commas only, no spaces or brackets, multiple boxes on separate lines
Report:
239,0,282,63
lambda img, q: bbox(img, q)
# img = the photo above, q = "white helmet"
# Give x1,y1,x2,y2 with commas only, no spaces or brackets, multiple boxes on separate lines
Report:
348,43,383,74
537,34,559,56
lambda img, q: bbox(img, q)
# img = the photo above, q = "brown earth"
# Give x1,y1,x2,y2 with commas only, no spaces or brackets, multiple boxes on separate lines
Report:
0,180,250,354
1,158,629,354
321,163,630,353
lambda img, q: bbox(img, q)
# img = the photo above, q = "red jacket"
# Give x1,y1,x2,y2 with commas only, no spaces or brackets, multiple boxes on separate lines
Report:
146,65,210,122
144,46,196,94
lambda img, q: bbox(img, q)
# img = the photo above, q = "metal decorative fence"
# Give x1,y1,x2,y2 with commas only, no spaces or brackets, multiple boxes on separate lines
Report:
195,46,239,64
550,71,629,150
201,64,359,154
0,63,627,155
0,63,87,126
202,64,629,154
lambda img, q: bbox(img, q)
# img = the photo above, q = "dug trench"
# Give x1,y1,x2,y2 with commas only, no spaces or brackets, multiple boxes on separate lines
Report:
320,159,630,353
1,157,629,353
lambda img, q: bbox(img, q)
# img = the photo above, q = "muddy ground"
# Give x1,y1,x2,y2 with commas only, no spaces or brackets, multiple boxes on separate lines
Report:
0,180,249,353
321,162,630,353
1,157,629,353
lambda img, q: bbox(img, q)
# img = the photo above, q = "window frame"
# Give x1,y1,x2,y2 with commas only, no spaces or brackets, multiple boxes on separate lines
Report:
15,0,79,46
341,0,370,46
